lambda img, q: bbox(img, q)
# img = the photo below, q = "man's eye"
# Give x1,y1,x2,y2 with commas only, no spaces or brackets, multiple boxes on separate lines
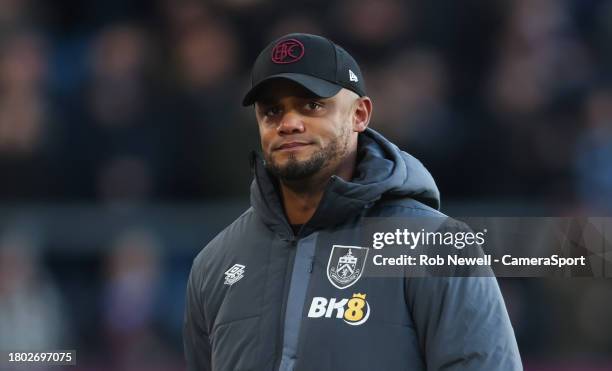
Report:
306,102,322,110
264,107,281,117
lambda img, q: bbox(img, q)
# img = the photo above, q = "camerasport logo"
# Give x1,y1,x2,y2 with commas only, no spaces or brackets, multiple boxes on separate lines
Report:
307,293,371,326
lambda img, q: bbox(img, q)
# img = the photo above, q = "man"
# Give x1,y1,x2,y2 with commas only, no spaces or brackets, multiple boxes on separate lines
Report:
184,33,522,371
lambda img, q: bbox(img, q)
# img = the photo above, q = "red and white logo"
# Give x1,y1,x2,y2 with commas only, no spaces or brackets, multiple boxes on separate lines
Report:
271,39,305,64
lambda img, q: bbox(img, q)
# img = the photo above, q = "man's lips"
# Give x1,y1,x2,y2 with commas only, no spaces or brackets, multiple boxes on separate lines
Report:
275,142,312,151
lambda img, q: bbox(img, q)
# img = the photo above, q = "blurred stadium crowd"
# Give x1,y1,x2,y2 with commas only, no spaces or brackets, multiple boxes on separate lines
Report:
0,0,611,210
1,0,612,370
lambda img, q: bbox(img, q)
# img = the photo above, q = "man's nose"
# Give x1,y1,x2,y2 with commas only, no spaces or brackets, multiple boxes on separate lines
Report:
277,111,305,134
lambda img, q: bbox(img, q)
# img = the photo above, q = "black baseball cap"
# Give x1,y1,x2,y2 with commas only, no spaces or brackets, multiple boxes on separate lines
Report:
242,33,366,106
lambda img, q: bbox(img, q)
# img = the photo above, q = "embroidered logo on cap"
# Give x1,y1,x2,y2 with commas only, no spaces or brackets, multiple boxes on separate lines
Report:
271,39,305,64
349,69,359,82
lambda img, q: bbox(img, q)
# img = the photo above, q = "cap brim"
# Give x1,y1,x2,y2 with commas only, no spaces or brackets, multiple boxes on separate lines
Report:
242,73,342,106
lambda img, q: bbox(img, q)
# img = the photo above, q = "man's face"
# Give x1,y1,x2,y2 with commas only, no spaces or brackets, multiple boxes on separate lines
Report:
254,80,359,181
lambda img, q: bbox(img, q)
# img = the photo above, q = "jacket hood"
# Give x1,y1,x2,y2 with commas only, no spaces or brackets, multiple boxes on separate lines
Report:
250,128,440,237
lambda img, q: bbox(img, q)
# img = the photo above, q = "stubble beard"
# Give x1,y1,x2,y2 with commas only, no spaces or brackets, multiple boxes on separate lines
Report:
265,129,350,183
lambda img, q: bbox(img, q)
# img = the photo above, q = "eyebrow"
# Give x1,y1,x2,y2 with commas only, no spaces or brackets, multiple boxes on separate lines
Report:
255,98,277,106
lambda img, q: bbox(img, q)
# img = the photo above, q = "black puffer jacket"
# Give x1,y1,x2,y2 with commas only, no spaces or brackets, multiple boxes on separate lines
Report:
184,128,522,371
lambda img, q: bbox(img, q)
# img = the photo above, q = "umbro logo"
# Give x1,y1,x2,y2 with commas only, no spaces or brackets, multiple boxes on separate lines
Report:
224,264,245,286
349,69,358,82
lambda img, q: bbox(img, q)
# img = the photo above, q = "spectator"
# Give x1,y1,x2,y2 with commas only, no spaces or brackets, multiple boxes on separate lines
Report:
0,229,67,351
101,227,177,370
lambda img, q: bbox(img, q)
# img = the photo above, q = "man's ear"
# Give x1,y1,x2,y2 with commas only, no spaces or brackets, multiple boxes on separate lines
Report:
352,96,373,133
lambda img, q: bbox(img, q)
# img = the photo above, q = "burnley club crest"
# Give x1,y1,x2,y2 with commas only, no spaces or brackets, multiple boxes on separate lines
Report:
327,245,369,289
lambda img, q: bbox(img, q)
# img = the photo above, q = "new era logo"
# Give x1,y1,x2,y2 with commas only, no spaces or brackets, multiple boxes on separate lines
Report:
349,69,358,82
224,264,245,286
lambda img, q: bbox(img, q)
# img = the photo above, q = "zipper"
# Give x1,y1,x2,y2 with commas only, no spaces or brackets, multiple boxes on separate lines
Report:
274,237,298,370
281,238,316,371
275,234,319,371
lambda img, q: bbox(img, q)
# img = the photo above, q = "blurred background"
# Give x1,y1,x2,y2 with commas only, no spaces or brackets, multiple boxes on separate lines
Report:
0,0,611,370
